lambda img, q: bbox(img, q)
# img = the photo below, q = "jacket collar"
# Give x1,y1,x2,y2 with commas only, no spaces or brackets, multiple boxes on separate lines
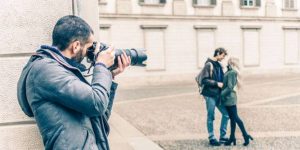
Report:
36,45,90,84
38,45,86,72
206,58,222,67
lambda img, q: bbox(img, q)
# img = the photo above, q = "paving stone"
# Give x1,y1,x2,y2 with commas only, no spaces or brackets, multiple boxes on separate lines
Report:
114,74,300,149
156,137,300,150
262,95,300,105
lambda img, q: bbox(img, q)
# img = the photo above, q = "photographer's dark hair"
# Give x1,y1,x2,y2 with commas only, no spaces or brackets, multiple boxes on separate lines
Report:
214,47,227,57
52,15,94,51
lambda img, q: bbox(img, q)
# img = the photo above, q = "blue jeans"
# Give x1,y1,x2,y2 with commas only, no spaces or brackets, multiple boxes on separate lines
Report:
204,96,229,140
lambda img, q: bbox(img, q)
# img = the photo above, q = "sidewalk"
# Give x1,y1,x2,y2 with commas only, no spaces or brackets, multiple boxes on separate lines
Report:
109,112,163,150
110,74,300,150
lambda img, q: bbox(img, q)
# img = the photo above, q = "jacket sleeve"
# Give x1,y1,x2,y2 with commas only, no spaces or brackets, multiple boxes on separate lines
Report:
104,82,118,119
221,71,237,97
34,60,113,117
201,63,218,87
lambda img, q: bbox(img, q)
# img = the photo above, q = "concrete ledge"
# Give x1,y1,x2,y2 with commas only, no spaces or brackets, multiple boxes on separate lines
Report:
192,5,215,8
129,137,163,150
139,3,165,7
100,24,111,29
109,112,163,150
193,25,217,30
282,26,300,30
99,14,300,21
282,8,298,11
240,6,260,10
140,25,168,29
0,120,35,127
241,25,262,29
0,53,34,58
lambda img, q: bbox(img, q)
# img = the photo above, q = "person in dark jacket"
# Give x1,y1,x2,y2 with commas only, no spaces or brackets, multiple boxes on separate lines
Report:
17,15,130,150
221,57,253,146
200,48,230,146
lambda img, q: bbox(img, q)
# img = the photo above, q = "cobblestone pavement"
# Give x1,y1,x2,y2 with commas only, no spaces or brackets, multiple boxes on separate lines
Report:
113,74,300,150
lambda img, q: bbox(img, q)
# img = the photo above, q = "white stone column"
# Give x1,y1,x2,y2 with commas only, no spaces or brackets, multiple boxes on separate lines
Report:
265,0,277,17
0,0,74,149
221,0,234,16
117,0,132,14
173,0,187,15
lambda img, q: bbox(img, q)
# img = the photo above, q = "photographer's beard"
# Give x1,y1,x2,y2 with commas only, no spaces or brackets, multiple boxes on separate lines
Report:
68,47,87,72
72,47,85,64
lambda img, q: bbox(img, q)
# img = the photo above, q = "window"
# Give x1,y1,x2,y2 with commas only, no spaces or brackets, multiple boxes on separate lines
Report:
283,27,300,64
243,0,254,6
139,0,166,4
193,0,216,6
197,0,210,5
145,0,159,4
241,26,262,67
240,0,260,7
194,26,217,68
284,0,296,9
140,25,168,71
98,0,107,5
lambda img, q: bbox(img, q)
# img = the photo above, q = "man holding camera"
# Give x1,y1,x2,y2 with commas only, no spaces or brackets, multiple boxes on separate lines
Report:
17,15,130,150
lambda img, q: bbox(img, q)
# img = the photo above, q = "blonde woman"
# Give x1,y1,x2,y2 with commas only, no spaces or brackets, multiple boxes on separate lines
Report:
221,57,253,146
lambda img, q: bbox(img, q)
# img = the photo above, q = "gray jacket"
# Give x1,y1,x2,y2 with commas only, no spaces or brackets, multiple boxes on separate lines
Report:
17,46,117,150
221,67,238,106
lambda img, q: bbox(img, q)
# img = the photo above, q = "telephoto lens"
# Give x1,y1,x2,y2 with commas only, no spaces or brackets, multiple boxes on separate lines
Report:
87,42,147,71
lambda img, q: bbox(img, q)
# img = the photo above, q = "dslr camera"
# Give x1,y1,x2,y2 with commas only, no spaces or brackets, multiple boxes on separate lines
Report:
87,42,147,71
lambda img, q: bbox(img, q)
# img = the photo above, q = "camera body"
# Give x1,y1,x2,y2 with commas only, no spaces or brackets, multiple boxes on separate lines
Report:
87,42,147,70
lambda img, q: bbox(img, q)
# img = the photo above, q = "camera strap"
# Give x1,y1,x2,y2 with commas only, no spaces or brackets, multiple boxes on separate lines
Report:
86,50,102,75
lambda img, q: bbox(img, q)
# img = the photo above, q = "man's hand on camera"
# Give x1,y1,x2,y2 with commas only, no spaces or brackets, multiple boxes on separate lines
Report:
112,50,131,79
96,43,115,68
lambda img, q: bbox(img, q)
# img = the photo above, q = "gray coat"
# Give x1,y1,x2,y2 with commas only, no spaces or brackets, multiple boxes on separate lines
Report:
221,67,238,106
17,46,117,150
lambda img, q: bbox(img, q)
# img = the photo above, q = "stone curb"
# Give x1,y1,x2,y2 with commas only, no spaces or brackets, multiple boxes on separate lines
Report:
109,112,163,150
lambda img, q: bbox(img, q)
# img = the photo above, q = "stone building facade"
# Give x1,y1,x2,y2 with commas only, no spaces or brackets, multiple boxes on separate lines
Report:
98,0,300,84
0,0,299,149
0,0,100,149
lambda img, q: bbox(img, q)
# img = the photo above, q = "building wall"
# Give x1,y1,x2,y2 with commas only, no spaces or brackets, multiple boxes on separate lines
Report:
0,0,99,149
98,0,300,85
0,0,298,148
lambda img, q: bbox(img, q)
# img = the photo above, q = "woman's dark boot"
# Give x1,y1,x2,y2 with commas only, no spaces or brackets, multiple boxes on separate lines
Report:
243,135,254,146
224,137,236,146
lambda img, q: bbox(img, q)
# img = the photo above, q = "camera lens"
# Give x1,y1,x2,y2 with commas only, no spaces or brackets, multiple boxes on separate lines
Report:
87,43,147,70
109,48,147,70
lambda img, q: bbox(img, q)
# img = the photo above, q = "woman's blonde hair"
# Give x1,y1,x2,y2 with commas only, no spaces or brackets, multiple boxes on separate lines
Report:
228,57,242,89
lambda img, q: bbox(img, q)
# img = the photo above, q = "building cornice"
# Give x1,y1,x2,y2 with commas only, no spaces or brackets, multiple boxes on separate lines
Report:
139,3,165,7
99,14,300,22
241,25,262,29
194,25,217,30
99,24,111,29
282,26,300,30
140,25,168,29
